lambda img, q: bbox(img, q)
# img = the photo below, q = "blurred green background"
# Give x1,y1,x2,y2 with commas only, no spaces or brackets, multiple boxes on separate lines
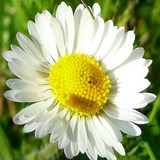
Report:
0,0,160,160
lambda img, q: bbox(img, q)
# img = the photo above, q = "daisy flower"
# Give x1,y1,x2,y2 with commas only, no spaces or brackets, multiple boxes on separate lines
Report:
3,2,156,160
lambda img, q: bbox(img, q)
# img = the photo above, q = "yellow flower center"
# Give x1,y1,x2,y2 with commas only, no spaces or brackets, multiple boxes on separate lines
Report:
49,53,111,116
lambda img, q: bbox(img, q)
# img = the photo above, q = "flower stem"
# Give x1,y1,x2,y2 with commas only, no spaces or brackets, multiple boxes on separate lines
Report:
149,94,159,122
140,125,160,160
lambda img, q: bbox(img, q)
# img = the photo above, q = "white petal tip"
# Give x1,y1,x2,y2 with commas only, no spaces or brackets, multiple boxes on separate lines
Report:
145,93,156,104
2,51,10,61
130,125,142,136
16,32,21,39
140,117,149,124
150,94,156,102
92,3,101,16
13,115,24,125
4,91,15,101
114,142,125,156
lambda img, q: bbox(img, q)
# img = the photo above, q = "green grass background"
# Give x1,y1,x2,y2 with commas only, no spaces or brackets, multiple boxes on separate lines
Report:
0,0,160,159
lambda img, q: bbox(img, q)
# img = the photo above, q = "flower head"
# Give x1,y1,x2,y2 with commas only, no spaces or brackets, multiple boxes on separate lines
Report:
3,2,156,160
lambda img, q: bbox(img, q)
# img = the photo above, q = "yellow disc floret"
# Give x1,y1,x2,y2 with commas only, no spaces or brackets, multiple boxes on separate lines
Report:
49,53,111,116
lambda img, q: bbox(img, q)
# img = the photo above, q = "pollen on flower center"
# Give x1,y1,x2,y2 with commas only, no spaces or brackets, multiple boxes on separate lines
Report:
49,53,111,116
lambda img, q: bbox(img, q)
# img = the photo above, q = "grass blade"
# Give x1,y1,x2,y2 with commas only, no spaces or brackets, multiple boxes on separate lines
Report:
141,125,160,160
0,125,13,160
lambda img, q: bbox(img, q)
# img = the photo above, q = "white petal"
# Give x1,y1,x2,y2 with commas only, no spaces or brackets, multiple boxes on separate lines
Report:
118,47,145,68
23,121,37,133
87,17,104,55
77,116,87,153
35,13,59,62
87,118,106,157
6,79,50,91
70,141,79,157
95,20,117,59
65,5,75,53
92,3,101,17
63,113,80,159
56,2,68,49
16,33,45,62
109,93,156,109
13,98,54,124
7,61,45,83
72,142,80,157
51,18,65,56
35,103,60,123
4,90,52,102
35,121,49,138
103,31,135,70
4,46,48,74
68,115,79,156
52,109,70,133
111,119,142,136
113,142,125,156
28,20,55,64
28,20,41,47
58,112,71,149
73,4,84,51
56,1,68,25
75,3,84,14
105,105,148,124
9,57,46,79
64,143,74,159
86,140,98,160
67,115,78,141
5,49,42,75
143,93,156,104
11,44,49,73
110,58,150,83
103,145,117,160
49,109,69,143
98,113,123,141
104,27,125,57
75,9,95,53
42,10,52,21
92,116,114,146
3,51,17,62
58,134,70,149
111,78,150,94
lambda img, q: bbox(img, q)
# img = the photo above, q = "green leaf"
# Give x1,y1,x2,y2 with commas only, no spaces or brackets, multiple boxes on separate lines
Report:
141,125,160,160
0,125,13,160
149,94,160,123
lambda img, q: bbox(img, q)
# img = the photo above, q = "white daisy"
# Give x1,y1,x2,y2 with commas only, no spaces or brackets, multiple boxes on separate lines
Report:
3,2,156,160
